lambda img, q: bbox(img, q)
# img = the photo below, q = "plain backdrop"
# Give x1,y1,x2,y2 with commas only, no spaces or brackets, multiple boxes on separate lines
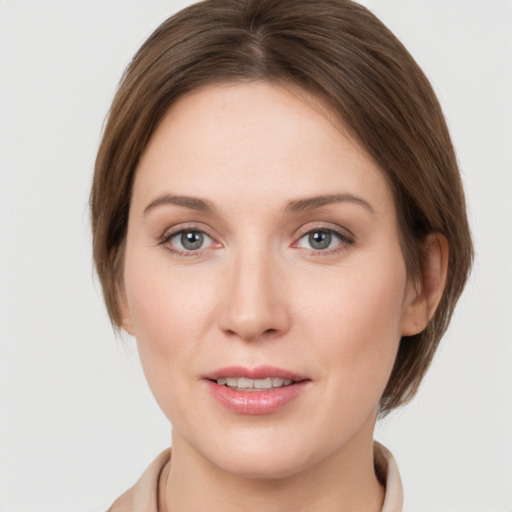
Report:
0,1,511,511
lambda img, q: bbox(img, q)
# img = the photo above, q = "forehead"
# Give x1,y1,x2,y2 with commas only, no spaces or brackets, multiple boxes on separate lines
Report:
133,81,395,216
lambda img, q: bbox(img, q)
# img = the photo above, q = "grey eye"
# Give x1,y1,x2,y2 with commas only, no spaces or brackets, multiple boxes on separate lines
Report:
182,231,203,250
298,229,343,251
171,230,211,251
308,231,332,250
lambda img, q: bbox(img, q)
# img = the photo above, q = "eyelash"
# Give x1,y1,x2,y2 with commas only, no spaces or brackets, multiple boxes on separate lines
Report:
158,224,355,257
159,225,218,257
293,227,354,256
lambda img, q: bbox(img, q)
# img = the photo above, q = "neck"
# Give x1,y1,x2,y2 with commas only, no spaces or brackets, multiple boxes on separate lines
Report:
162,424,384,512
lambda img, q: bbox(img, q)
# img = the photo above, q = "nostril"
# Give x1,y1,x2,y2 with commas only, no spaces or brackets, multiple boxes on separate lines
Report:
218,280,291,340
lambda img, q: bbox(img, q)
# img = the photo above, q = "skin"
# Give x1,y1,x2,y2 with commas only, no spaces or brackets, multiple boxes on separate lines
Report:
119,82,445,511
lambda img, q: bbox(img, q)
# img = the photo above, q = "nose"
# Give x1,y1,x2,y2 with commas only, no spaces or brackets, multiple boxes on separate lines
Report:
218,247,291,342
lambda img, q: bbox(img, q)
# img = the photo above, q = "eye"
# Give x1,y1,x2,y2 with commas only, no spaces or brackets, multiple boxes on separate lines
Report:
166,229,214,252
295,228,352,252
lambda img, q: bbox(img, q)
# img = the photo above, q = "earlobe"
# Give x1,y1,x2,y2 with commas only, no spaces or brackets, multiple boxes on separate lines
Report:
120,315,135,337
117,281,135,336
401,234,449,336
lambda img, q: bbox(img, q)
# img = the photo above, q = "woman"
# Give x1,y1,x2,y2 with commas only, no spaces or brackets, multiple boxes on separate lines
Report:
90,0,473,510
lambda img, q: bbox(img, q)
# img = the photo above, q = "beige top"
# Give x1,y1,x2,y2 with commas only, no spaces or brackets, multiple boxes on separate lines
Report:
108,441,403,512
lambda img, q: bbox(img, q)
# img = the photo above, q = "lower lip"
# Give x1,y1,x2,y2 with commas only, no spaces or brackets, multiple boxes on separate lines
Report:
204,380,309,415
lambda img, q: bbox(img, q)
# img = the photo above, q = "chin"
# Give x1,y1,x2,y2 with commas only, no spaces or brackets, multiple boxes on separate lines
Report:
192,425,323,480
214,447,312,480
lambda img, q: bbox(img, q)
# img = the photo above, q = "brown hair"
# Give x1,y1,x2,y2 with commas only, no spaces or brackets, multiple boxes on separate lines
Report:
90,0,473,415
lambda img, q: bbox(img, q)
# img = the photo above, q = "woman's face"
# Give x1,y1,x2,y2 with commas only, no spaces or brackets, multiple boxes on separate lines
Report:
121,82,419,478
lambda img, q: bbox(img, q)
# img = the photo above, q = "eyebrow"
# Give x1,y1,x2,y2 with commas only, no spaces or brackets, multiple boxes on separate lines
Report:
284,193,375,214
143,192,374,216
143,194,215,215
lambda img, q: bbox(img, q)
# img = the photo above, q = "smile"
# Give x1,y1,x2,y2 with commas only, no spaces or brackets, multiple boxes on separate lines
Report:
203,366,310,415
216,377,295,391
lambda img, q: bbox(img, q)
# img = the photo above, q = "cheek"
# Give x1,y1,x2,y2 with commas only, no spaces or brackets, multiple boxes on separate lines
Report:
123,252,219,409
125,240,219,337
297,252,407,399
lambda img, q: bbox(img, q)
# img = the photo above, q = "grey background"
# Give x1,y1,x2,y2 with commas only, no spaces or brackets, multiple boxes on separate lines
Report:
0,1,511,510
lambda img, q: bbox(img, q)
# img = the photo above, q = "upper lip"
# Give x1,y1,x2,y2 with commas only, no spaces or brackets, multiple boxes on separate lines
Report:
202,365,309,382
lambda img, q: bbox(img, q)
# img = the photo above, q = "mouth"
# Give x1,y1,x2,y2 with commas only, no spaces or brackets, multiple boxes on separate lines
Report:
202,366,310,414
203,365,309,389
214,377,297,391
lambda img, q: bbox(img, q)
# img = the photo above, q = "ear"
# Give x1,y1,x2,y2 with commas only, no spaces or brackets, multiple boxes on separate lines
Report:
117,279,135,336
401,234,449,336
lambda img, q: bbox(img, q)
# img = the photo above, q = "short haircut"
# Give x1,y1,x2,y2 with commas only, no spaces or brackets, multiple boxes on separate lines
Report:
90,0,473,415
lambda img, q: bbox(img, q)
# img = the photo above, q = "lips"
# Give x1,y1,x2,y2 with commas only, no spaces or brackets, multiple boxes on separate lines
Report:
216,377,295,391
203,365,307,382
202,366,310,415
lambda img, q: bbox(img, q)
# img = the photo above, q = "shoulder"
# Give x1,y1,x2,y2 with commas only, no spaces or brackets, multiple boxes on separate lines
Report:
107,443,402,512
108,449,171,512
374,441,403,512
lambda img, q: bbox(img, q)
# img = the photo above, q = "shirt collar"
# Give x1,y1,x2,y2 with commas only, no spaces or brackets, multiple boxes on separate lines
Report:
109,442,403,511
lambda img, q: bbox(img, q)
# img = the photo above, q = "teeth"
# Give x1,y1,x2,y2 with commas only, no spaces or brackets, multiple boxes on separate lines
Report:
215,377,296,390
254,378,272,389
238,377,254,389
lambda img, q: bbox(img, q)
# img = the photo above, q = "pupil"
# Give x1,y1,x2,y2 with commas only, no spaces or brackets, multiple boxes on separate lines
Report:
309,231,331,250
181,231,203,250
